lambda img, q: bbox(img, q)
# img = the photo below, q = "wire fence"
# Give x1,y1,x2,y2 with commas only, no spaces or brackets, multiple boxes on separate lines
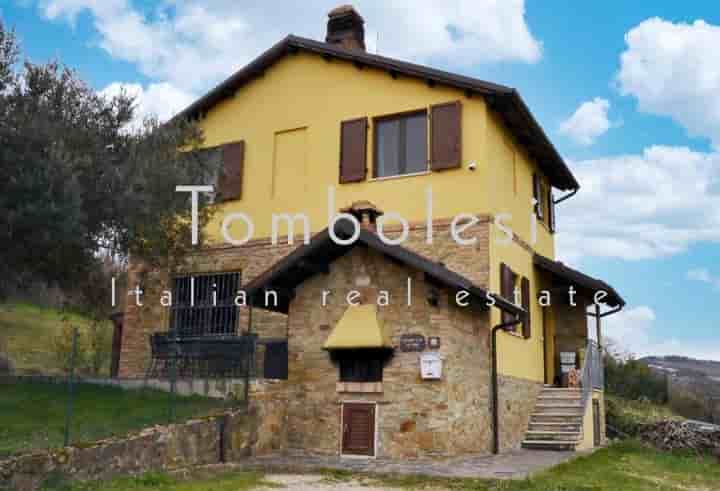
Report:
0,326,264,459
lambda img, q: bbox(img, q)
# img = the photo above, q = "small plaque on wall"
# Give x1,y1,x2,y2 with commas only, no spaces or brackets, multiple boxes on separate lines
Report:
428,336,441,349
399,334,426,352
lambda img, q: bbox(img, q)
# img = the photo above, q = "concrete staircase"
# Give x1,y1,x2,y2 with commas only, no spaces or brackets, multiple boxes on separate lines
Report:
522,386,584,451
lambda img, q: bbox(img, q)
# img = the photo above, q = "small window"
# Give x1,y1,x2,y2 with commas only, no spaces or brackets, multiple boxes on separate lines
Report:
334,349,387,382
374,111,428,178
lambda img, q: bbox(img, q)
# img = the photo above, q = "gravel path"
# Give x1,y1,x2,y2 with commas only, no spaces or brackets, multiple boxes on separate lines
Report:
262,473,443,490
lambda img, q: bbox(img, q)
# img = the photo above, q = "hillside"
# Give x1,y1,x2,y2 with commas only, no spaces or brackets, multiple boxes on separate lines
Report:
0,302,112,375
641,355,720,380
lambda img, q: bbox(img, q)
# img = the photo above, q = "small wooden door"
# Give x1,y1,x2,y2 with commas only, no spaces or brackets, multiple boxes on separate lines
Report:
342,403,375,456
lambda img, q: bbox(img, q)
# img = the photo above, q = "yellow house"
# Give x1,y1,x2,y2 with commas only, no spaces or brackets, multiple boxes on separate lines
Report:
119,5,624,457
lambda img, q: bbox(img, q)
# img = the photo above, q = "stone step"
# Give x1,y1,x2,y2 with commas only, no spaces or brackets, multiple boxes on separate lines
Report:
540,389,581,395
522,439,578,451
530,413,584,424
525,430,581,442
535,404,583,412
529,422,582,432
538,393,582,399
536,397,583,405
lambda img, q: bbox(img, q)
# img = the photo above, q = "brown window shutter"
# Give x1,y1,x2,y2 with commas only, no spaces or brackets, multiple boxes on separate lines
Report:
533,173,544,220
500,263,516,324
548,190,556,233
430,101,462,170
521,277,531,339
217,141,244,201
339,117,368,183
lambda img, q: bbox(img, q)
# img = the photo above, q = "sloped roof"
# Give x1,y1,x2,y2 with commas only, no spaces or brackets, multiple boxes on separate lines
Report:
175,35,579,191
533,253,625,308
244,219,525,317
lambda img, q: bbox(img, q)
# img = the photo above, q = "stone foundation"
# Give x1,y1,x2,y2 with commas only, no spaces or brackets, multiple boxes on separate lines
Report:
497,374,543,452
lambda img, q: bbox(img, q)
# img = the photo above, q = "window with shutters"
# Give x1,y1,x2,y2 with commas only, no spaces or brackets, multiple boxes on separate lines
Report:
169,272,240,337
374,110,428,178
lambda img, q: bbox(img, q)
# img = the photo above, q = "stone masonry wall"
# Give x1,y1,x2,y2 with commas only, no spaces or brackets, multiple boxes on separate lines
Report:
284,246,493,458
119,217,491,378
0,381,288,491
497,374,543,452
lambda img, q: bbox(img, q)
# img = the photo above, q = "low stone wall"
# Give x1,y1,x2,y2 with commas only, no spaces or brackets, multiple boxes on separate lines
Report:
0,380,289,491
0,375,249,399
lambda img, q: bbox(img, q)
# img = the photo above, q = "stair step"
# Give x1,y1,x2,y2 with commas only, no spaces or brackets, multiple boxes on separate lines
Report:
529,423,582,432
535,404,583,411
525,431,581,441
530,414,583,424
522,440,578,451
538,394,582,399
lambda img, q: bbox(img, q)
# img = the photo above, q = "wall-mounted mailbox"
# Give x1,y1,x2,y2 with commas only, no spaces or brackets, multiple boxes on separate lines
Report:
420,352,443,380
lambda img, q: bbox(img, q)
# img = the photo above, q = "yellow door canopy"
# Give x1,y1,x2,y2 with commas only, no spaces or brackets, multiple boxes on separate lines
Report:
323,304,393,350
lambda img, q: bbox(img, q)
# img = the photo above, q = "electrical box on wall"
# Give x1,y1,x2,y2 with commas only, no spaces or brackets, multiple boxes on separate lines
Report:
420,352,443,380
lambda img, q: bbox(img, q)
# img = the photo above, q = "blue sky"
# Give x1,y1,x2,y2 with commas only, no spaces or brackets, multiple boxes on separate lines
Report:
3,1,719,359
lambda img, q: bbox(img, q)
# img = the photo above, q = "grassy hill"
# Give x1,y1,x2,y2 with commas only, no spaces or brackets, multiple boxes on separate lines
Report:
0,302,112,375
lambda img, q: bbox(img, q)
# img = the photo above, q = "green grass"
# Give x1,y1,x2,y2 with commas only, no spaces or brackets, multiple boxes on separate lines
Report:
42,471,272,491
0,381,227,458
606,394,682,436
0,302,107,375
49,440,720,491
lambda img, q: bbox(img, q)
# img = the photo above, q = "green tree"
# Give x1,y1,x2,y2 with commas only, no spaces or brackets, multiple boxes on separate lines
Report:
0,19,216,308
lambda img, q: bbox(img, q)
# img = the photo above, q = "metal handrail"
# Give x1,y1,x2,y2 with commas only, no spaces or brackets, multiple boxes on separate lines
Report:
580,339,603,408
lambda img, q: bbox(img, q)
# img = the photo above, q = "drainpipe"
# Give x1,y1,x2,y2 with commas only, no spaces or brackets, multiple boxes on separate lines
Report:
491,318,522,455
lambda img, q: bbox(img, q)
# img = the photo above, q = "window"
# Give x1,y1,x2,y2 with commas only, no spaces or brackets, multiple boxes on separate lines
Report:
334,349,387,382
374,111,428,178
169,272,240,337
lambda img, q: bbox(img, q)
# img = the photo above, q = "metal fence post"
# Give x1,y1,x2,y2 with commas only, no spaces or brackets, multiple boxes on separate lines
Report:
168,330,179,423
63,327,79,447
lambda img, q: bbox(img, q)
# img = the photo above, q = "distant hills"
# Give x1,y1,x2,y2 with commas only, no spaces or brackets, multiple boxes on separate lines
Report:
640,355,720,381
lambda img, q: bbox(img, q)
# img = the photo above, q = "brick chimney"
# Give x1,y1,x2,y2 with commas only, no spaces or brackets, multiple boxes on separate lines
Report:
326,5,366,51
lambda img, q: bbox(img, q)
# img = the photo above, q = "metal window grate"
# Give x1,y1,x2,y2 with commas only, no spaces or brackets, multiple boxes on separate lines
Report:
169,272,240,337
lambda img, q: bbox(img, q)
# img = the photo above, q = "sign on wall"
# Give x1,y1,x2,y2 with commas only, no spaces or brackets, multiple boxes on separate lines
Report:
399,334,426,352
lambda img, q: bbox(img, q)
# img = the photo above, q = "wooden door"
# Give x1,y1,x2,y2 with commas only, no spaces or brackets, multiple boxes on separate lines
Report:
342,403,375,456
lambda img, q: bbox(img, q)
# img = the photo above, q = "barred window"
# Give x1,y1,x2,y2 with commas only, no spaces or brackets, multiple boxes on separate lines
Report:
169,272,240,337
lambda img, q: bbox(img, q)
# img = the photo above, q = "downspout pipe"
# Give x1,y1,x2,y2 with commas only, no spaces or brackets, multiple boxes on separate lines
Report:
491,318,522,455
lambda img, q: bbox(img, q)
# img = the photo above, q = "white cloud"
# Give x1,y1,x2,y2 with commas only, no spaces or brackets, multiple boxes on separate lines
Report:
556,145,720,262
603,306,720,361
559,98,614,145
99,81,196,126
686,268,720,290
40,0,542,94
618,18,720,148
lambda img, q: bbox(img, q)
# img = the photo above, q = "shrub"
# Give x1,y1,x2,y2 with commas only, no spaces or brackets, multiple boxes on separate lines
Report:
605,355,668,403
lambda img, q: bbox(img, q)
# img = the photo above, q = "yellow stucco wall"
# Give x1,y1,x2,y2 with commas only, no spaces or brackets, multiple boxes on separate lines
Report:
196,51,557,382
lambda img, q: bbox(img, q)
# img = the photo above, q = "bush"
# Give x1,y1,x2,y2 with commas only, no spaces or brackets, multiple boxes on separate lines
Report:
51,316,113,376
605,355,668,403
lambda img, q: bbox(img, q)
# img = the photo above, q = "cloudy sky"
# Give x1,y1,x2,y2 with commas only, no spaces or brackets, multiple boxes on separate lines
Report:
4,1,720,359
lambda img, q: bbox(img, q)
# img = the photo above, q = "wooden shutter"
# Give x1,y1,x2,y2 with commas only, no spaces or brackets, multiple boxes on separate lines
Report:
500,263,517,324
548,190,556,233
533,174,544,220
342,403,375,456
521,277,531,339
339,117,368,183
430,101,462,170
217,141,244,201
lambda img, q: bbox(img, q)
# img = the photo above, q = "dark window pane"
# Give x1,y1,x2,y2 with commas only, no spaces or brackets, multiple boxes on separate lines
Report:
336,349,385,382
375,111,427,178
